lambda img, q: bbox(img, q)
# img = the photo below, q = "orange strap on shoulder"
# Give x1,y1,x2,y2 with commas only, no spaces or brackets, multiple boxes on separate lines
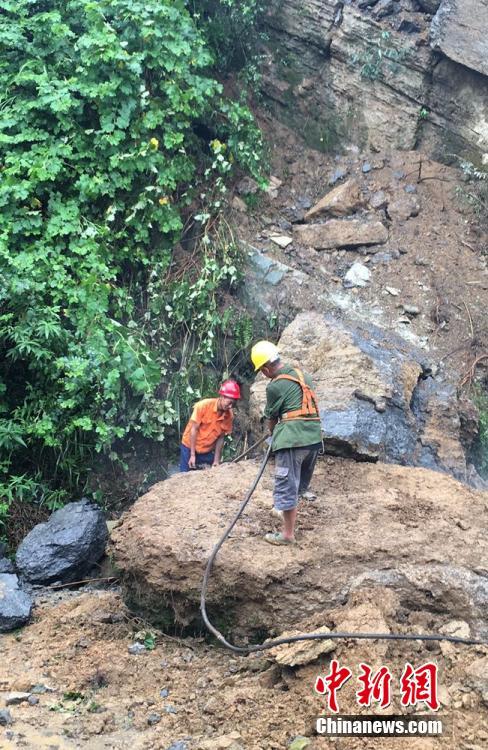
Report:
272,368,320,422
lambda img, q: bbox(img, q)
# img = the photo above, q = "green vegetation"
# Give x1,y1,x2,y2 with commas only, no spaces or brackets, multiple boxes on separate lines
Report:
352,31,407,82
472,386,488,478
0,0,265,543
456,160,488,234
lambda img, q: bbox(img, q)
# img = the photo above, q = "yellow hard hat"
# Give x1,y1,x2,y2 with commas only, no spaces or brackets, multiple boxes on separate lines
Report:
251,340,279,371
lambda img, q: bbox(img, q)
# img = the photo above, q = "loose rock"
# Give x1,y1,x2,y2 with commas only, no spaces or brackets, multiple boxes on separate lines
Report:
304,179,364,220
344,262,371,288
0,574,32,632
387,196,420,221
16,499,108,585
0,709,13,726
5,692,31,706
268,626,335,666
294,219,388,249
128,643,146,655
269,235,293,248
328,167,348,185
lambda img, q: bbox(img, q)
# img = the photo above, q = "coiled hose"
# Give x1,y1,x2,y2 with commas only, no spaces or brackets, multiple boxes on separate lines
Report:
200,445,487,653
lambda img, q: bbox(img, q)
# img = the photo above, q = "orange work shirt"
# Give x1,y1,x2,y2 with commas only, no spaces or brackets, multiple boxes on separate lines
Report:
181,398,233,453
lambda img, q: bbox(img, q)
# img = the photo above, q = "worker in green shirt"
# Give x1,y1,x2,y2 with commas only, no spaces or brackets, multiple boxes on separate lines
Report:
251,340,322,546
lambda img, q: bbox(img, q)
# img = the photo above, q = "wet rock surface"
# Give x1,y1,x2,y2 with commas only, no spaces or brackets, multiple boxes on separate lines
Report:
0,573,32,632
16,499,108,585
250,312,471,480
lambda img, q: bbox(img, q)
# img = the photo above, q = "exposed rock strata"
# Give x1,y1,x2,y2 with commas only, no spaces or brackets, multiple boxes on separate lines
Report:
262,0,488,158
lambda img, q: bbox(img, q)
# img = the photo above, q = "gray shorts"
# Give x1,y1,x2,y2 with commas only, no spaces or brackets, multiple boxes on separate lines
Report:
273,446,319,511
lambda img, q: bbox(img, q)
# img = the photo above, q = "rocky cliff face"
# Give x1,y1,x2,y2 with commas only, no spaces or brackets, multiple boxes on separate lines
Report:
262,0,488,161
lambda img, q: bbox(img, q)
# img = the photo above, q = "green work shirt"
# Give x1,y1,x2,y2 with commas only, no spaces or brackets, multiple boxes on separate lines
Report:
263,364,323,451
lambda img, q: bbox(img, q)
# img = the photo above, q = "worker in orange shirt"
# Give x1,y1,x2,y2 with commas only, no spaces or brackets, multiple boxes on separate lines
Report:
179,380,241,472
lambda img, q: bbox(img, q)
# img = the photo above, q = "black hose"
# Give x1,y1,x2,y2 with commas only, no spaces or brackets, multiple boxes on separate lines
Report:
200,448,487,652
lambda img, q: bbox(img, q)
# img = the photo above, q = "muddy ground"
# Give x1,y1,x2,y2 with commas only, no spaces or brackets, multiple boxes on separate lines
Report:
3,455,488,749
2,583,488,749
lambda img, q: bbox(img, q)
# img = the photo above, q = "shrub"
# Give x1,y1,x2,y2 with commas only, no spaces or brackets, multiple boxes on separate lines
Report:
0,0,265,538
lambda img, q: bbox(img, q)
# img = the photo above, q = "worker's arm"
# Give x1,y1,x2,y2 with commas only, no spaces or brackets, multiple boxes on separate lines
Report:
189,423,199,469
212,435,225,467
267,417,278,435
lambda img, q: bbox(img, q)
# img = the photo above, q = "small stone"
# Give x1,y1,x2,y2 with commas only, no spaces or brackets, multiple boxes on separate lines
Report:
456,519,470,530
296,196,312,210
31,684,54,694
278,219,293,232
265,175,283,197
393,169,406,180
5,692,31,706
128,643,146,655
269,626,335,667
166,743,188,750
403,304,420,315
371,252,393,264
27,695,39,706
362,162,372,173
203,696,219,714
231,196,247,212
160,688,169,698
0,709,13,726
147,712,161,726
397,19,421,33
236,176,258,195
404,184,417,194
344,262,371,288
369,190,388,210
385,286,400,296
0,558,15,574
269,235,293,249
328,167,348,186
289,737,312,750
164,704,178,714
387,196,420,221
440,620,471,639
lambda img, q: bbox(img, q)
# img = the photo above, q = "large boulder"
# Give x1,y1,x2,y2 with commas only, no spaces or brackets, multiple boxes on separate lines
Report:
111,459,488,638
16,500,108,584
0,574,32,632
430,0,488,78
250,312,470,481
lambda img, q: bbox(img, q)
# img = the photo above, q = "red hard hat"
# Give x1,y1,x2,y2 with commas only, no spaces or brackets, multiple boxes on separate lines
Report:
219,379,241,399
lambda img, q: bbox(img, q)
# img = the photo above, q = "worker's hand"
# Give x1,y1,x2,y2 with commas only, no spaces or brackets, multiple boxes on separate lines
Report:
211,460,220,468
188,453,197,469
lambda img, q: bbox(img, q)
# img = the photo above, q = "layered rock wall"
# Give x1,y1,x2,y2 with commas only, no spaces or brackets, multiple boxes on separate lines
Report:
262,0,488,160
